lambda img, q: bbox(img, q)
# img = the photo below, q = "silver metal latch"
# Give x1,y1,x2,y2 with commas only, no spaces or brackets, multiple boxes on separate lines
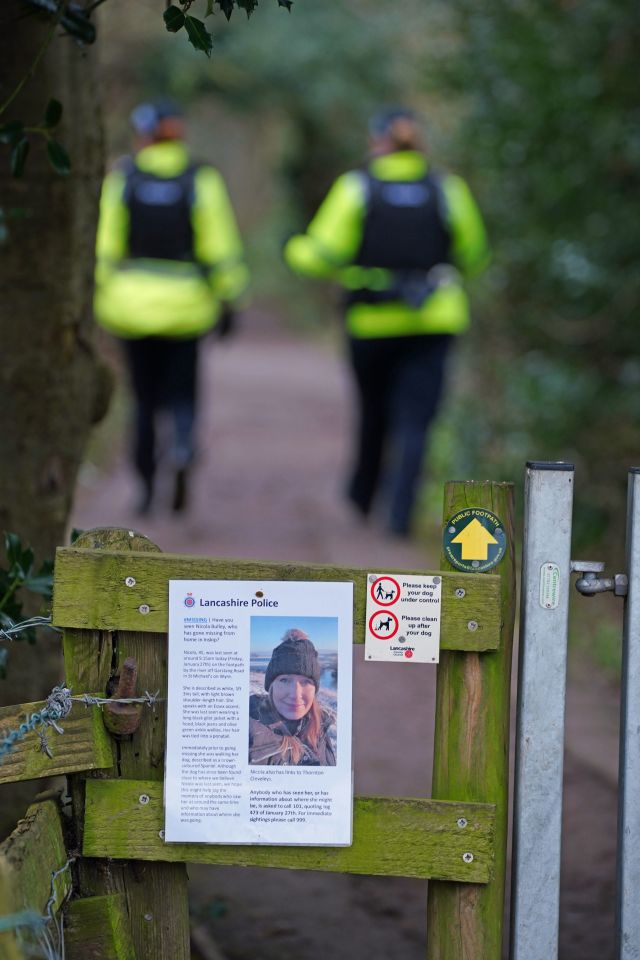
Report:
570,560,628,598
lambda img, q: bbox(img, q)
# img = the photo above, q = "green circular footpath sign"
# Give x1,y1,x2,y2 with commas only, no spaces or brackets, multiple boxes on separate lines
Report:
443,508,507,573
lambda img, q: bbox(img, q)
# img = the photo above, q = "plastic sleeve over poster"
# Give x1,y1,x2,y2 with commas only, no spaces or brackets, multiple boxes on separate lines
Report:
164,579,354,846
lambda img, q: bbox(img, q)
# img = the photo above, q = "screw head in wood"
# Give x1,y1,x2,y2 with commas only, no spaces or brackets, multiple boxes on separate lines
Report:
139,794,150,805
138,604,150,615
455,588,466,599
467,620,478,632
462,852,474,863
457,818,468,829
125,577,136,587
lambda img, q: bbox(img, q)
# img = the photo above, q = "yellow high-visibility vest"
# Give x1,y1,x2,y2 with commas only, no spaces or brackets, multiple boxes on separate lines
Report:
94,140,249,339
284,151,489,339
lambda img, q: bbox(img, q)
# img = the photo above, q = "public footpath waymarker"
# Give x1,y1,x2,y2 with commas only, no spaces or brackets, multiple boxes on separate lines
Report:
365,573,442,662
443,508,506,572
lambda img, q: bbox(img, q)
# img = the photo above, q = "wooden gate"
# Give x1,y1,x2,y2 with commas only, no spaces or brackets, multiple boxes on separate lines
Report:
0,480,515,960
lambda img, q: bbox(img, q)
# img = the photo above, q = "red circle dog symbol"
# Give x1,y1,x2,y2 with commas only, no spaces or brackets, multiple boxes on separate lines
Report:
369,610,399,640
370,576,400,606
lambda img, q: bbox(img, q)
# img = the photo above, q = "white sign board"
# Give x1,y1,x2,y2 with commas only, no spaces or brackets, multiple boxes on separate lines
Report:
165,580,353,846
364,573,442,663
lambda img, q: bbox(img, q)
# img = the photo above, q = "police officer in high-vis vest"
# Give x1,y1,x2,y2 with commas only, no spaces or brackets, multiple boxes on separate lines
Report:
284,108,489,536
94,100,249,513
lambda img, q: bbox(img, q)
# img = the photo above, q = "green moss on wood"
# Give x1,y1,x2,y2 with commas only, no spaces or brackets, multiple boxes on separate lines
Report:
0,863,24,960
65,894,136,960
64,528,190,960
0,801,71,917
82,778,495,883
427,481,517,960
0,699,113,785
53,549,501,651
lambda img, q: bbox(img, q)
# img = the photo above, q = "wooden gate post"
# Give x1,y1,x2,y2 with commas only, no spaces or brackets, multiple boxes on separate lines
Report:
426,481,516,959
62,528,190,959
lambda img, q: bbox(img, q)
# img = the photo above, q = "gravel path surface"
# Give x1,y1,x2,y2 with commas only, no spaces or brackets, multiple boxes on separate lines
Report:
72,313,620,959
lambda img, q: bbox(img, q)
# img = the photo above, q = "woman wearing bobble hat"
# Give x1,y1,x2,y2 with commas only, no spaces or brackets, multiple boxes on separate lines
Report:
249,628,337,766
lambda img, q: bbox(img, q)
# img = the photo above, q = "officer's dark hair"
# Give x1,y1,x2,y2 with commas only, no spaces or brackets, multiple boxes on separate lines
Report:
368,108,421,151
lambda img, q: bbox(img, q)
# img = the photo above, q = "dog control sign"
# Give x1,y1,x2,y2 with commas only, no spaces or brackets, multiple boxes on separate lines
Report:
365,574,441,663
443,508,506,573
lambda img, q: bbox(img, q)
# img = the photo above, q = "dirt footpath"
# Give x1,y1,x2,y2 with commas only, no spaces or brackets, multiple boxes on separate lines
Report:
72,313,620,960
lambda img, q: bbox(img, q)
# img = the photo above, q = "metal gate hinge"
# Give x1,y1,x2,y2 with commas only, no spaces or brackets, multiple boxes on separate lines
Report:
570,560,628,598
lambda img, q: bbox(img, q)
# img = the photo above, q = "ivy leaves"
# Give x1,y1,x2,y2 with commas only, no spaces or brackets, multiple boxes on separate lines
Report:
9,136,29,178
0,99,68,243
163,3,214,57
184,16,214,56
164,5,188,32
43,97,70,175
2,0,294,192
164,0,292,56
0,98,70,178
0,533,54,678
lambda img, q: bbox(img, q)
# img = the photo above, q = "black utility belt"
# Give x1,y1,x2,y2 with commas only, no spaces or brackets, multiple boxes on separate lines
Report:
345,272,437,309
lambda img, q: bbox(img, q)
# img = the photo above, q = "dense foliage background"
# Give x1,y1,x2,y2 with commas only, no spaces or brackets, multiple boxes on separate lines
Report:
429,0,640,551
4,0,639,554
95,0,640,551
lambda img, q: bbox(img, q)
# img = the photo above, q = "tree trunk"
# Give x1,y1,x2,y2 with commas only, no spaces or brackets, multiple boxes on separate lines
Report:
0,2,107,834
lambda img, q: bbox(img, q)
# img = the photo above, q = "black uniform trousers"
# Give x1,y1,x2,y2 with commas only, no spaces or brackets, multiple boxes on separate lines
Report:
347,333,453,535
125,336,199,488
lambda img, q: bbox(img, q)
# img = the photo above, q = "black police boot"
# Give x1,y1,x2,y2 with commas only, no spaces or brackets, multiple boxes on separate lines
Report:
172,466,189,513
137,475,154,516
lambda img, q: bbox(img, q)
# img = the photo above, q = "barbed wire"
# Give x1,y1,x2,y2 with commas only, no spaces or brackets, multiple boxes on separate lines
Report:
0,684,163,764
1,857,74,960
73,690,160,709
0,615,62,642
0,685,73,763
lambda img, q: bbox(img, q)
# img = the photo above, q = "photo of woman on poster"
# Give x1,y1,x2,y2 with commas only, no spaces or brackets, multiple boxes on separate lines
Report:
249,625,337,766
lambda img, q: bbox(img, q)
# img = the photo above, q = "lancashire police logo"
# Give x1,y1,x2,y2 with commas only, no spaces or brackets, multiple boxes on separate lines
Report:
184,594,196,608
443,508,506,573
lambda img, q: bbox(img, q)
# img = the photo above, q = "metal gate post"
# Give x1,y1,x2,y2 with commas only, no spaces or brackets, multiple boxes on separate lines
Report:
617,467,640,959
510,461,575,960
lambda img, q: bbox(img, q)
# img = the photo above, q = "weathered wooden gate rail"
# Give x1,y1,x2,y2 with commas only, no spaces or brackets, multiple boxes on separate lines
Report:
51,548,502,650
0,479,515,960
83,779,495,881
0,801,73,960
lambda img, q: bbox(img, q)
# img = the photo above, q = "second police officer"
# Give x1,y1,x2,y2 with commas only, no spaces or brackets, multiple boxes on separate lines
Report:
285,108,489,537
94,100,249,514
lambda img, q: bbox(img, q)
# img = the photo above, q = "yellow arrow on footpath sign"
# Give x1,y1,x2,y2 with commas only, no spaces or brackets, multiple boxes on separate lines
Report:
451,518,498,560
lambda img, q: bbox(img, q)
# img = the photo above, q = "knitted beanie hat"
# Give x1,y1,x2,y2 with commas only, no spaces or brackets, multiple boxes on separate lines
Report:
264,629,321,691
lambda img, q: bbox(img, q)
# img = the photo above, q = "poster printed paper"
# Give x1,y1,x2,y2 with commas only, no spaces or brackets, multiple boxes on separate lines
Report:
165,580,353,846
365,573,441,663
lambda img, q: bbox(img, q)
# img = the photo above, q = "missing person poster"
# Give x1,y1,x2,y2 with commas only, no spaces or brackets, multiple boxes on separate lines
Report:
165,580,354,846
